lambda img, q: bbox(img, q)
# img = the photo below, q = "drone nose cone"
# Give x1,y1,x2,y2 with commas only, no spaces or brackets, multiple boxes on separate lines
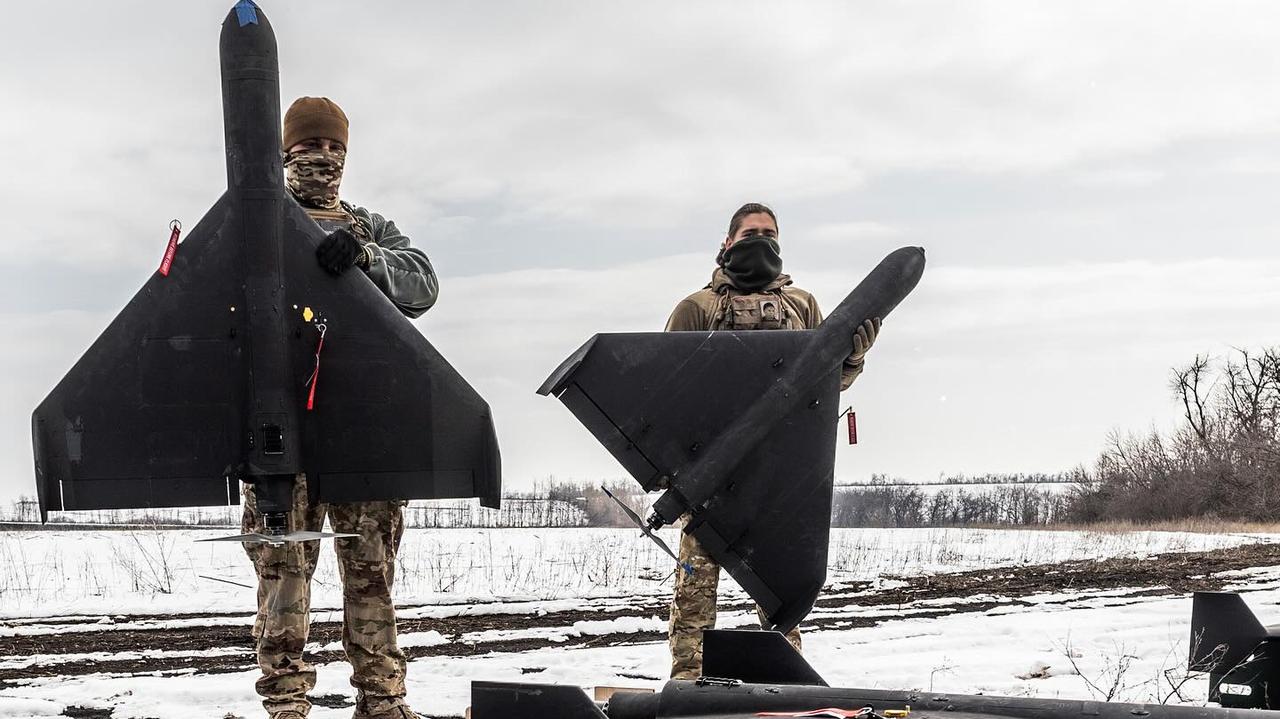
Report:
220,1,277,63
218,0,281,193
890,245,927,271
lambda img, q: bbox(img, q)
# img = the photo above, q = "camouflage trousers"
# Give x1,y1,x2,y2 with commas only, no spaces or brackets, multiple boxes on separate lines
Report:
669,527,803,680
242,475,408,716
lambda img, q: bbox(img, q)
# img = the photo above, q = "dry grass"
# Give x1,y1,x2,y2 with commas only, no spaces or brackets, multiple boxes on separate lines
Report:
970,519,1280,534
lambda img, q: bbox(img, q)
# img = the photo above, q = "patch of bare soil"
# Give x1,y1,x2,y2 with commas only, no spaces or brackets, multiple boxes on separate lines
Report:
834,541,1280,606
2,541,1277,685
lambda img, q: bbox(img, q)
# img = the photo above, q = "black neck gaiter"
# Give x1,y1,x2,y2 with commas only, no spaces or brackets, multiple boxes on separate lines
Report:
720,236,783,292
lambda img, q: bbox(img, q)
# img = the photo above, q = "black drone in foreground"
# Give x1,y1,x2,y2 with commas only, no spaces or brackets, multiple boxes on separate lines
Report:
471,592,1280,718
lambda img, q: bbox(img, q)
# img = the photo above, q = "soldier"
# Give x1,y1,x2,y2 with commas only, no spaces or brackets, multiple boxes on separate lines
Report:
664,202,880,680
241,97,437,719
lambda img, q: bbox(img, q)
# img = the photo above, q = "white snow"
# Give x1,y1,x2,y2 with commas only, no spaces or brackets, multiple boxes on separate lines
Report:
0,527,1274,717
0,527,1264,619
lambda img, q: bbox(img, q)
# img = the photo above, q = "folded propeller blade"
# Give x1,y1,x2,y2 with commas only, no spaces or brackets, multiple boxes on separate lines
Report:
602,486,692,576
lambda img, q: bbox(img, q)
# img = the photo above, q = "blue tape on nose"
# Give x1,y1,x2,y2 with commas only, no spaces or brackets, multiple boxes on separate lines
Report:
235,0,259,26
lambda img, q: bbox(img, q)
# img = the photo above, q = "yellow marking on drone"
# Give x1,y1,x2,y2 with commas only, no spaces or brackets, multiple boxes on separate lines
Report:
303,307,314,322
884,708,910,718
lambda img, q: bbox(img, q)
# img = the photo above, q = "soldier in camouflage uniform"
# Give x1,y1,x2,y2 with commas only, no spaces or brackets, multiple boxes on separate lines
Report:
664,202,881,680
242,97,437,719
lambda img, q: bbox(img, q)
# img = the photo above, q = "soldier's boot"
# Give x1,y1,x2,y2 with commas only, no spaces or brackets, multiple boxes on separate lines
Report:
352,698,420,719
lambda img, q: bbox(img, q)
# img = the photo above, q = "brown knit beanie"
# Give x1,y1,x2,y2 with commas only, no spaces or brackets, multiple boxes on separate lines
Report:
283,97,349,150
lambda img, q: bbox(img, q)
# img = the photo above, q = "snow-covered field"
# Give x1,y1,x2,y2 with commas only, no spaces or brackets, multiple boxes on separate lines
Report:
0,527,1257,618
0,527,1276,718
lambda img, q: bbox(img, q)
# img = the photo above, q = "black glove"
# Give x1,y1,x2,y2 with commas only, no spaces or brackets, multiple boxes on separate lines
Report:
316,227,362,275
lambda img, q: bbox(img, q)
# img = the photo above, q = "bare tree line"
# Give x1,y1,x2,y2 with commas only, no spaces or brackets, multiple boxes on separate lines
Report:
1067,347,1280,522
0,478,654,529
5,476,1077,529
841,471,1079,488
832,484,1072,527
405,478,648,528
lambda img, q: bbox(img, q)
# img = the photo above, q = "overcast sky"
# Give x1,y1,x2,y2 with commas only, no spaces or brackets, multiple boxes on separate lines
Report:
3,1,1280,505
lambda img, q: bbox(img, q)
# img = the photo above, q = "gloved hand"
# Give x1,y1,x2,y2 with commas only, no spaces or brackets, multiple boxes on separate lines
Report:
316,227,362,275
849,317,881,364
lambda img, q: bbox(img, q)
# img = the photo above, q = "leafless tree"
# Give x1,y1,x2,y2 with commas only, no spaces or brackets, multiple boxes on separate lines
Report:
1071,346,1280,522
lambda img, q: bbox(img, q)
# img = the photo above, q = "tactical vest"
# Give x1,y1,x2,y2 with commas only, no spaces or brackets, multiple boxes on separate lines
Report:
712,290,796,331
303,204,373,243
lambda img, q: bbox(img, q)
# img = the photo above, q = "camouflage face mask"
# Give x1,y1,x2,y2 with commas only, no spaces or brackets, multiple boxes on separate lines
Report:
284,148,345,209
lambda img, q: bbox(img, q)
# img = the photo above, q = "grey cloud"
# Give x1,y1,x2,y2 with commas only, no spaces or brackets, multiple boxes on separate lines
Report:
10,1,1280,266
4,1,1280,505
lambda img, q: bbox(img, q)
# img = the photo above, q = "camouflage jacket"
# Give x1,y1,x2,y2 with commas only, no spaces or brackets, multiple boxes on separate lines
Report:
665,268,864,390
304,200,439,319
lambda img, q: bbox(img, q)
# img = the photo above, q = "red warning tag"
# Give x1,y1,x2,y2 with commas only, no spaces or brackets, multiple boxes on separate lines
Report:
847,411,858,445
158,220,182,277
305,323,327,411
